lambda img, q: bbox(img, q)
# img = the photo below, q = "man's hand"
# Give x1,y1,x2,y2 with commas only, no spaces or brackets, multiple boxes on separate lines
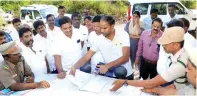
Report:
26,76,34,83
96,64,110,74
110,79,125,91
141,88,177,95
69,66,76,76
37,80,50,88
141,88,154,93
57,72,66,79
134,59,139,66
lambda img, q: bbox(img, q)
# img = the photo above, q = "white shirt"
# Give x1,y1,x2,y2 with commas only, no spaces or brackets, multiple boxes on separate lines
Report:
53,30,84,71
0,54,3,64
160,48,189,89
90,31,133,77
184,32,195,45
164,15,181,27
33,33,56,72
79,25,89,40
8,28,19,41
74,25,89,56
20,43,47,77
87,31,104,72
157,33,196,75
46,25,64,39
25,15,30,22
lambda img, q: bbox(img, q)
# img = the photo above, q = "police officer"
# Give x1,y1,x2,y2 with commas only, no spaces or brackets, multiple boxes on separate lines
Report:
0,41,50,91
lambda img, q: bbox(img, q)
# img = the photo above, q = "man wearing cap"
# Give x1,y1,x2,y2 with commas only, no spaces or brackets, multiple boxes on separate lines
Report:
110,27,189,91
0,41,50,91
157,19,196,87
141,43,196,95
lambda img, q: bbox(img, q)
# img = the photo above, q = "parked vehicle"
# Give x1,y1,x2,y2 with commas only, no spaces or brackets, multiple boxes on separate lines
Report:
128,0,197,31
20,4,58,25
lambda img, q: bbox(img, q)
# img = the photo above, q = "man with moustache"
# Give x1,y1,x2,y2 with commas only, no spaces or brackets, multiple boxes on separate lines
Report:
134,18,163,80
19,27,48,77
33,20,55,73
46,14,63,38
53,16,86,79
0,41,50,91
0,31,8,63
70,16,133,80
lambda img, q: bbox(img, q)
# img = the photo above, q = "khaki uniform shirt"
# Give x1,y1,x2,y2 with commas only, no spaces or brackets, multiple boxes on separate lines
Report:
177,84,196,95
161,48,190,90
0,60,32,90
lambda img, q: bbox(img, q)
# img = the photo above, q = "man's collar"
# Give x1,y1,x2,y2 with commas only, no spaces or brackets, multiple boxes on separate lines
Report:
4,60,16,70
171,48,185,62
148,30,162,37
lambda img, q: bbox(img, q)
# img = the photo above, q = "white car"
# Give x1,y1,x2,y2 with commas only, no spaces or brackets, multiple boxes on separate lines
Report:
20,4,58,26
128,0,197,31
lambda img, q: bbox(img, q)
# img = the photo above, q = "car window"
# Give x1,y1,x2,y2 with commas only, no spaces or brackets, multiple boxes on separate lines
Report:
40,7,57,19
33,10,41,18
132,3,149,15
171,3,186,15
151,3,167,15
21,10,33,20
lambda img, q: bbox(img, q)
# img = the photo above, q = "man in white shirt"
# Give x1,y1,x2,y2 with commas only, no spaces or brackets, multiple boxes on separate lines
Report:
70,16,133,80
33,20,56,74
143,8,158,30
25,12,31,23
54,16,86,79
157,18,195,86
7,18,21,41
0,31,8,63
87,15,104,73
71,12,88,56
46,14,63,38
164,4,181,26
179,18,196,43
18,27,48,77
111,27,189,91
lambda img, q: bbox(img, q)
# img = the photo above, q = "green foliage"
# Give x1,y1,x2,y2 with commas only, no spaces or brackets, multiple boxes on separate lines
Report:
0,0,128,18
181,0,196,9
0,15,5,26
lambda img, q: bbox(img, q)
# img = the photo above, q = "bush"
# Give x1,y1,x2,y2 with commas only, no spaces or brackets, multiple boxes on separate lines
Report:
0,15,5,26
0,1,128,19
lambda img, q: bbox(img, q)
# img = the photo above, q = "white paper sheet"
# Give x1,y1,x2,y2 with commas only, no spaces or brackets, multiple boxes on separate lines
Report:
81,75,109,93
67,70,110,94
117,86,143,96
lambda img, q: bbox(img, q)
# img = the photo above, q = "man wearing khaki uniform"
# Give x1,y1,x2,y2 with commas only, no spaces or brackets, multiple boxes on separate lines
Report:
110,27,190,91
0,41,50,91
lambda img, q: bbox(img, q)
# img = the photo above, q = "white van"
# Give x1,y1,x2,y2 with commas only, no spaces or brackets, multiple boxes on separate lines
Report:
20,4,58,25
128,0,197,31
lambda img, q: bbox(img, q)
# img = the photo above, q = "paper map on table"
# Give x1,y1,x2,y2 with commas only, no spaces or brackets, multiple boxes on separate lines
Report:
67,70,110,94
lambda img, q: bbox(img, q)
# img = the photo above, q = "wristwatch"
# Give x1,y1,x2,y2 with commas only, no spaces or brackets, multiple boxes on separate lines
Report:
123,80,128,86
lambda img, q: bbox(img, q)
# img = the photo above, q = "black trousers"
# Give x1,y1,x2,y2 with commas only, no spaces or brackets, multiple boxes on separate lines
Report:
140,57,158,80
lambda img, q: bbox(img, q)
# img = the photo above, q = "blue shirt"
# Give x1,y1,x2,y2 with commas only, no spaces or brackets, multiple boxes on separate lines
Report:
143,16,153,30
5,32,12,42
55,17,60,27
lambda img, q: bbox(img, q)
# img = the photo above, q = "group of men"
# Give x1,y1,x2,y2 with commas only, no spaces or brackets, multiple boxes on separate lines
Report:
112,4,196,95
0,5,196,95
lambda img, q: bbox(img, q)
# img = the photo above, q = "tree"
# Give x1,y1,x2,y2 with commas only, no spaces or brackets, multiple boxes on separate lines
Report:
181,0,196,9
